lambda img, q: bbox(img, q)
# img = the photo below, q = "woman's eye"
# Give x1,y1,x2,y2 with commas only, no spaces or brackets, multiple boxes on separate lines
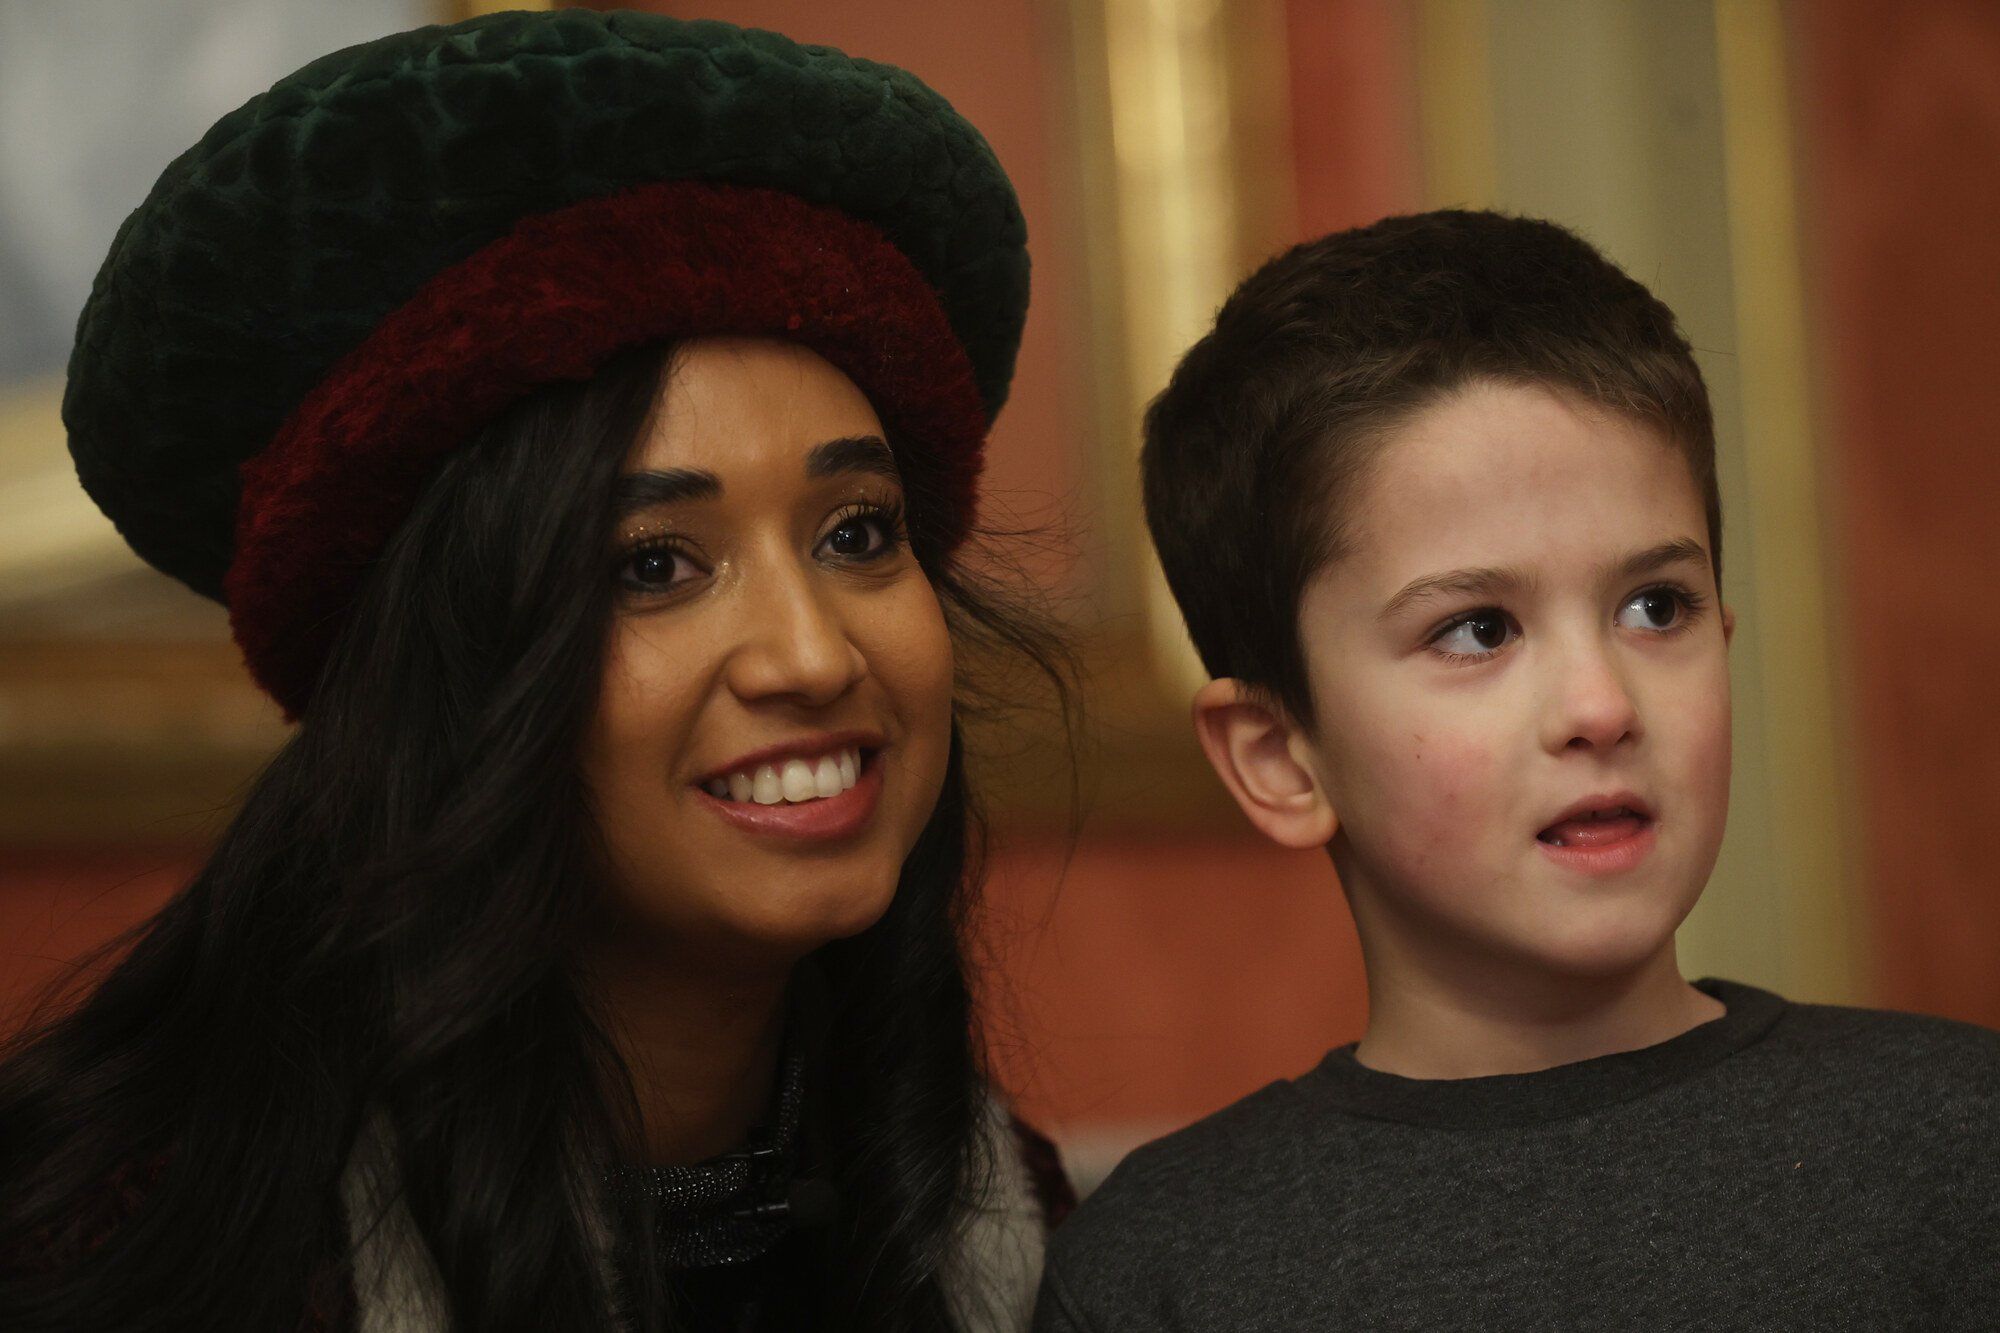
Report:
1617,587,1687,631
1433,610,1515,658
621,543,701,591
821,507,902,561
826,516,883,556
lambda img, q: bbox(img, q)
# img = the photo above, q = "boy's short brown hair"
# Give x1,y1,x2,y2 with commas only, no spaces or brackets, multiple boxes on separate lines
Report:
1140,209,1721,728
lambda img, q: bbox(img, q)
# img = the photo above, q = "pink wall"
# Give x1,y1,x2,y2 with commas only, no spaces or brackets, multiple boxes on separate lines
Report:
1284,0,1422,239
1791,0,2000,1027
984,834,1365,1136
0,850,194,1033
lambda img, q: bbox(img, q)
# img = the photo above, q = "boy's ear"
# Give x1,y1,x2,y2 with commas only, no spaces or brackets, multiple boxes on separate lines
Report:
1190,679,1338,850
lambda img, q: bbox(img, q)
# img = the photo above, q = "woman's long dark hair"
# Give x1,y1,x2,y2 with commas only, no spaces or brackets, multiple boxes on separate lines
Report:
0,343,1074,1331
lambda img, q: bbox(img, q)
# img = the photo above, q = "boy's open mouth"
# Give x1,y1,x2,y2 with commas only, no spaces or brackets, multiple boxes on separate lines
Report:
1536,798,1655,848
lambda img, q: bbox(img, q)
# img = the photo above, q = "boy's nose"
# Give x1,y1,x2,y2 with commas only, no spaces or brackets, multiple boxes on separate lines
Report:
1542,643,1643,754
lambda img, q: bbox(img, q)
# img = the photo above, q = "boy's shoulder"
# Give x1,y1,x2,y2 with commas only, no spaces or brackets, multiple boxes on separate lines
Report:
1781,990,2000,1050
1035,999,2000,1331
1765,993,2000,1123
1758,997,2000,1226
1050,995,2000,1254
1045,1059,1353,1275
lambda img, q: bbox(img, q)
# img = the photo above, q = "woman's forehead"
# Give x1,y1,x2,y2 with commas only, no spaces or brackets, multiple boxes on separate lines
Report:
632,337,885,475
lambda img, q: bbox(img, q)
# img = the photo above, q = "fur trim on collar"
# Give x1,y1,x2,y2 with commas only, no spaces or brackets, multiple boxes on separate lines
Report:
337,1096,1051,1331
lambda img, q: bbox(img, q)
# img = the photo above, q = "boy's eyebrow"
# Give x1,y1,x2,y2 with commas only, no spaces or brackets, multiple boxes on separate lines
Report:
1377,537,1712,623
611,435,899,519
1378,566,1536,622
1612,537,1712,581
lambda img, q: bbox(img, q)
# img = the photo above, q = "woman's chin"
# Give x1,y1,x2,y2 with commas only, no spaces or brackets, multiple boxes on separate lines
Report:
727,877,900,953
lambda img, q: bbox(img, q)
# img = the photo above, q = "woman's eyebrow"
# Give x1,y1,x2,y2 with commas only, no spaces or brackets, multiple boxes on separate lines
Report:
805,434,901,482
611,437,899,518
613,468,720,518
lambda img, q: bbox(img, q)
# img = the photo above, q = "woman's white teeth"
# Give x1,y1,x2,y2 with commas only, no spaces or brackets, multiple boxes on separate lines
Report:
708,747,864,804
754,765,784,804
780,760,816,802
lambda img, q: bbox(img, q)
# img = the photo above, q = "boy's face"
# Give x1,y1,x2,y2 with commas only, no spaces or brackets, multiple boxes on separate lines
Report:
1294,380,1731,981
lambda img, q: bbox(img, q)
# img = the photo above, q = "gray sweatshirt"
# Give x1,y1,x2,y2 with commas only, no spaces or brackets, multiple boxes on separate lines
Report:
1035,978,2000,1331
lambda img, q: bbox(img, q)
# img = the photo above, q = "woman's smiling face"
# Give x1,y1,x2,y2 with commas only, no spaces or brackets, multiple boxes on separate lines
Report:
580,337,954,966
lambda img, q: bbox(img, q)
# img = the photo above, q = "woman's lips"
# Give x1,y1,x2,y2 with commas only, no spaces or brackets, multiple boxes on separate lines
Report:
694,749,883,842
1535,812,1657,874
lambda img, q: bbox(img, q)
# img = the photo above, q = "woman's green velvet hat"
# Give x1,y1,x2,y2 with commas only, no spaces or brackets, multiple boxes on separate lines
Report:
64,8,1027,718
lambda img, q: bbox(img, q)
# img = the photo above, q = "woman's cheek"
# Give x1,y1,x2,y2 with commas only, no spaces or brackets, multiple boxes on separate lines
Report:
910,592,955,728
860,581,954,801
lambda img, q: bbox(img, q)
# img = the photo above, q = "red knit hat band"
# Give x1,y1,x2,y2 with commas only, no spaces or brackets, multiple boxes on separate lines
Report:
223,181,989,719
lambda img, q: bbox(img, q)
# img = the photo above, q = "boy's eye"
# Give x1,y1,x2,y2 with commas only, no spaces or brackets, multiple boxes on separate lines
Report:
1433,610,1515,658
1616,586,1689,632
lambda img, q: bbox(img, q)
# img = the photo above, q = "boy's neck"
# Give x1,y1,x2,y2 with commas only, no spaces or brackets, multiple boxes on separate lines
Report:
1351,939,1725,1081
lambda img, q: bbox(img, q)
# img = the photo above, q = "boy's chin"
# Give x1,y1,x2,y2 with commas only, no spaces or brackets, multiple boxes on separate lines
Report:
1502,898,1695,980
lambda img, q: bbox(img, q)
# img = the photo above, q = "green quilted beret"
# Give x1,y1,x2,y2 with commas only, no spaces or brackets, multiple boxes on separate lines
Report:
64,8,1027,715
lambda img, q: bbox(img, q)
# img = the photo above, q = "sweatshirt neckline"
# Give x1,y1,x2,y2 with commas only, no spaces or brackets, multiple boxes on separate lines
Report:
1305,977,1788,1130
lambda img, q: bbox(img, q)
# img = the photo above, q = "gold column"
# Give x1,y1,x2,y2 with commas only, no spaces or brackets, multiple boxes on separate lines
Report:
1073,0,1293,697
1416,0,1497,208
444,0,553,20
1714,0,1862,1003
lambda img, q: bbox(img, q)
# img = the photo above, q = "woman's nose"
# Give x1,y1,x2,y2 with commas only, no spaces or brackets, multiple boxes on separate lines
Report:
722,563,868,707
1541,638,1643,754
